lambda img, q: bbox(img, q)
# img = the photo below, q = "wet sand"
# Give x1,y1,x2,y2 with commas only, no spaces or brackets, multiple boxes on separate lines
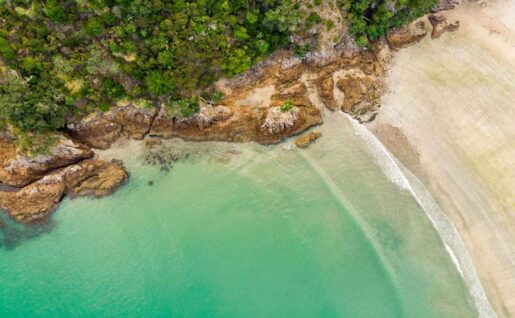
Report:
369,1,515,316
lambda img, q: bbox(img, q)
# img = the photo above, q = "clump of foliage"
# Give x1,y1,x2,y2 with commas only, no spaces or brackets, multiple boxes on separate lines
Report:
0,73,66,132
0,0,302,133
0,0,436,135
305,12,323,29
344,0,438,46
293,44,312,58
166,97,200,118
13,130,61,156
280,100,294,112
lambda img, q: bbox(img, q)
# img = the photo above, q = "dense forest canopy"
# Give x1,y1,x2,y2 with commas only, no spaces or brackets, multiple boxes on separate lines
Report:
0,0,435,134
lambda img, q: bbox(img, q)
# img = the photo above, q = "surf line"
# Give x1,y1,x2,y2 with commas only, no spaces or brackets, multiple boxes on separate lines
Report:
340,111,496,318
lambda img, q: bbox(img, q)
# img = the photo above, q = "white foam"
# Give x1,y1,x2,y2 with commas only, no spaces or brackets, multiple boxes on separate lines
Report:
341,112,411,190
341,112,496,318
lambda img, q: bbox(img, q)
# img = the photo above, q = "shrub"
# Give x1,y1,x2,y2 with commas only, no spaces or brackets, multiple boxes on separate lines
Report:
293,44,312,58
0,74,66,132
280,100,294,112
101,78,125,100
145,71,174,97
21,57,44,75
83,18,104,37
305,12,323,29
43,0,66,23
0,37,16,62
347,0,438,45
166,97,200,118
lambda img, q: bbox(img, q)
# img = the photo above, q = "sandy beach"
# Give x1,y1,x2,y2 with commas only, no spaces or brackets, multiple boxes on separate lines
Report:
369,1,515,316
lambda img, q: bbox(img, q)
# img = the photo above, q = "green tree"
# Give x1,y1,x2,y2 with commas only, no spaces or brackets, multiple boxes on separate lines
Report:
43,0,66,23
145,71,174,97
0,74,66,132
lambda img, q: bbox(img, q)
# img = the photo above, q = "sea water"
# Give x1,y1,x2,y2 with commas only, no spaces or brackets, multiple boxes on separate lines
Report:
0,114,477,317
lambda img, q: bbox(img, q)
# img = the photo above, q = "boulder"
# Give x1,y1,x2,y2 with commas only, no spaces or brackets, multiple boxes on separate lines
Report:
336,73,381,114
432,0,460,12
270,82,311,108
295,131,322,148
314,76,337,110
64,159,128,197
387,21,428,50
429,14,460,39
174,104,233,131
0,159,128,223
0,136,93,187
260,107,300,135
0,176,66,223
67,104,157,149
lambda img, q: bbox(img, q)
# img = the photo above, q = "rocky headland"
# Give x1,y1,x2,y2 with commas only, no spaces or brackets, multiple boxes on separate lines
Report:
0,7,460,223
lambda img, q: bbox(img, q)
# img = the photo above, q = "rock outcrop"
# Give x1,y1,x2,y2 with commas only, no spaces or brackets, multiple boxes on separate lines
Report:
313,76,338,110
429,14,460,39
1,7,455,225
0,136,93,187
295,131,322,148
387,21,428,50
0,159,128,223
67,103,157,149
432,0,460,12
150,103,322,145
260,107,300,135
336,70,382,122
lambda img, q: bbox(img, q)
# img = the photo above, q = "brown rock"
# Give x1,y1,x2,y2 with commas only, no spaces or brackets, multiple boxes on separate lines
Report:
0,136,93,187
295,131,322,148
260,107,300,135
174,104,234,131
66,159,128,197
116,105,157,139
314,76,337,110
67,115,120,149
67,104,157,149
257,107,322,144
150,102,322,145
0,137,16,168
387,21,428,50
270,82,310,108
429,14,460,39
432,0,460,12
0,159,128,223
336,72,381,115
0,177,65,223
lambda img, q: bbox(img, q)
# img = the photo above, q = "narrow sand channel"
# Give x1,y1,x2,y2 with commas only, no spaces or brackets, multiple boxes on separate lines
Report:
369,1,515,316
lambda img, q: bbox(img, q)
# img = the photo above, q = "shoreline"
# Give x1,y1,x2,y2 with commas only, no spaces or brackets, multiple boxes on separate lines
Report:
369,1,515,316
1,1,512,316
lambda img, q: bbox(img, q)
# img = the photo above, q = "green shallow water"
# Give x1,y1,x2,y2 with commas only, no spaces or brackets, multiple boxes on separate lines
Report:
0,115,476,317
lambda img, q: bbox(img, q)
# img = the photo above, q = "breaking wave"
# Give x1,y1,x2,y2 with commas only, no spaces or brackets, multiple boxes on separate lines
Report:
341,111,496,318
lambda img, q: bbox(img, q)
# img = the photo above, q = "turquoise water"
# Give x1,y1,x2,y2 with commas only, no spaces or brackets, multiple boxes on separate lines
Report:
0,115,476,317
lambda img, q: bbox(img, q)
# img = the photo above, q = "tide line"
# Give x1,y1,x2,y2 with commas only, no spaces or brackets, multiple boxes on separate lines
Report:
341,111,496,318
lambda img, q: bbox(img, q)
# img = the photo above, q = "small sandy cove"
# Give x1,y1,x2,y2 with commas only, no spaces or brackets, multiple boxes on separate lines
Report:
369,0,515,316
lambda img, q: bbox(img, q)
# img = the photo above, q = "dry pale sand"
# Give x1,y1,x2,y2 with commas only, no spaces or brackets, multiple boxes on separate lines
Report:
369,1,515,316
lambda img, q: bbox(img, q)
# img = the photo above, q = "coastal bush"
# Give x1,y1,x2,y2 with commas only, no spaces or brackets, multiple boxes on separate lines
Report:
0,0,436,135
43,0,67,23
0,0,303,125
0,74,66,132
0,37,16,62
346,0,438,46
166,98,200,118
145,71,175,97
